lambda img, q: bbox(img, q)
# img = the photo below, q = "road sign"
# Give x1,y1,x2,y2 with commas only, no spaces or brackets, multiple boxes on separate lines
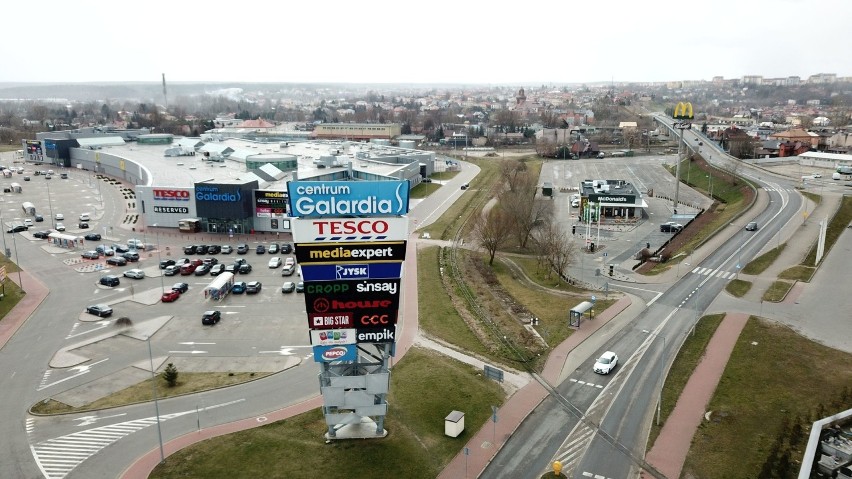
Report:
591,295,597,303
603,252,608,257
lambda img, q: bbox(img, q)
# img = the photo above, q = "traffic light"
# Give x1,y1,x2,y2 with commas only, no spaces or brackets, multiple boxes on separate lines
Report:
572,225,576,235
590,242,595,253
609,265,614,276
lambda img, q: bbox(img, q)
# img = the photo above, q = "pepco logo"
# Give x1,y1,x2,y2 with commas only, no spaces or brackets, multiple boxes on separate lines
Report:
153,189,191,201
321,346,349,361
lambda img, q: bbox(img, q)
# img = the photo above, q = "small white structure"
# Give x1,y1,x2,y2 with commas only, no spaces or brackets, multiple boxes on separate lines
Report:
444,410,465,437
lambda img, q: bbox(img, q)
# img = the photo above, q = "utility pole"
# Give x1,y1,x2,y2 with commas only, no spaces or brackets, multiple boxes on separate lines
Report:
672,102,695,215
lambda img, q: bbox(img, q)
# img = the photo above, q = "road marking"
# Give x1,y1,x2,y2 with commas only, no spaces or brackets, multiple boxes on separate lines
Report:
167,350,208,354
259,348,296,355
74,413,127,427
38,359,109,391
177,342,216,345
30,399,245,478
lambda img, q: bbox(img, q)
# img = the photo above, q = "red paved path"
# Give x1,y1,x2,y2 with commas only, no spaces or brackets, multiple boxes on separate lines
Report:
0,270,49,349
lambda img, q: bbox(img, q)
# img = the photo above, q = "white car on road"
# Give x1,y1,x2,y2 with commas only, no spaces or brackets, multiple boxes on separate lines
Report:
123,269,145,279
593,351,619,375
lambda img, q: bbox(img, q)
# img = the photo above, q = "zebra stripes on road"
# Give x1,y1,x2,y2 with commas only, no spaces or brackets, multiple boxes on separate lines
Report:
691,267,737,279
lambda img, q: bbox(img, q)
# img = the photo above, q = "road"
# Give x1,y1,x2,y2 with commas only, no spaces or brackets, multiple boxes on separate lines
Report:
481,120,804,478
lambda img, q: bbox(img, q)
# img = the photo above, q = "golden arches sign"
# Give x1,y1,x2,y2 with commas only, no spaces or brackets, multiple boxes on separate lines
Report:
673,102,694,120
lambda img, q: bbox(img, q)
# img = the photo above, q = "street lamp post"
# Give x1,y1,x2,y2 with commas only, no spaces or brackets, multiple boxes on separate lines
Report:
147,336,165,463
10,230,24,293
46,179,55,228
642,329,666,426
153,225,165,294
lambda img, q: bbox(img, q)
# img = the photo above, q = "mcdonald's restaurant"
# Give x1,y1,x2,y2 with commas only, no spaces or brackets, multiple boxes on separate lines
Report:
577,180,648,222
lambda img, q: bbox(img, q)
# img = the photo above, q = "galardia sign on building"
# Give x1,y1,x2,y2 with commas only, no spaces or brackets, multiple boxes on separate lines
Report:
287,181,410,217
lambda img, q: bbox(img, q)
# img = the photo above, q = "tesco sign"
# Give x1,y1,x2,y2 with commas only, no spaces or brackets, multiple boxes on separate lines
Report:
291,216,409,243
153,189,191,201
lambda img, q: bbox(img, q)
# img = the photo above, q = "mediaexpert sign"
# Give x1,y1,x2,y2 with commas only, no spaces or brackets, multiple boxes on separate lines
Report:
309,329,356,346
254,189,289,217
287,180,409,217
312,344,358,363
295,241,407,264
300,262,404,282
291,217,409,243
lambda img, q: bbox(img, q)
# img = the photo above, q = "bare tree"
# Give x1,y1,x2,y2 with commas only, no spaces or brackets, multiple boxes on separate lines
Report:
501,172,553,249
532,220,576,281
500,159,528,193
473,206,513,265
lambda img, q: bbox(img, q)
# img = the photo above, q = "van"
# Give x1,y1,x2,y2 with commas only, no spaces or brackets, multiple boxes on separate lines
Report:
833,172,841,180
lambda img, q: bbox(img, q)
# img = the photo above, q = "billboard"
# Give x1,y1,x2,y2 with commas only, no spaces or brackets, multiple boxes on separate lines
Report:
300,262,404,282
287,180,409,217
254,189,289,218
291,217,409,243
356,326,396,343
309,328,356,346
295,241,407,264
312,344,358,363
194,181,257,219
305,279,401,329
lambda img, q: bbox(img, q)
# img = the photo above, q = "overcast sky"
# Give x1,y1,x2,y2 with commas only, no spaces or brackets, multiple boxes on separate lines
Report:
3,0,850,85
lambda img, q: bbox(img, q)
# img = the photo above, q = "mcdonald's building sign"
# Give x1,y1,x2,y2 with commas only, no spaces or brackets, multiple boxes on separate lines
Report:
673,102,694,120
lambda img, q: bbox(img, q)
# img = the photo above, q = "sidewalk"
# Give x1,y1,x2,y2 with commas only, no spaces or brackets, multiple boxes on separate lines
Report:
0,270,49,350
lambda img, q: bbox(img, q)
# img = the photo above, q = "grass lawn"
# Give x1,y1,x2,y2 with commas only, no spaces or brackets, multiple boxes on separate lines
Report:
409,181,442,199
742,244,785,275
151,348,506,479
778,265,815,282
762,280,793,302
725,279,752,298
802,195,852,266
0,255,25,323
31,373,270,415
682,317,852,478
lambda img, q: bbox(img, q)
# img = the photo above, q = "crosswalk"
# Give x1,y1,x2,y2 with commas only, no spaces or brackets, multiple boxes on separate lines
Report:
691,266,737,279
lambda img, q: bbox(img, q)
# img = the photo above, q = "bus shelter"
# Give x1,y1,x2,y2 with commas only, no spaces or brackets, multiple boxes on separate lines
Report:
47,232,82,249
569,301,594,327
204,272,234,301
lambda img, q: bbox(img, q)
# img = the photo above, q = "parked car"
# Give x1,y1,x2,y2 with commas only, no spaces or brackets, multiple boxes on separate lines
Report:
159,259,176,269
745,221,758,231
210,264,226,276
112,244,130,253
55,213,64,221
86,304,113,317
194,263,212,276
201,310,221,326
163,265,180,276
246,281,262,294
172,282,189,293
127,239,146,250
295,281,304,293
6,224,27,233
460,183,470,190
281,281,296,293
593,351,619,375
268,257,282,268
238,263,253,274
106,256,127,266
202,257,218,265
81,250,100,260
183,245,197,255
33,230,52,239
34,214,44,222
96,245,115,256
79,213,91,221
195,245,209,255
236,244,249,254
231,281,247,294
221,245,233,254
207,245,222,255
121,252,140,262
123,269,145,279
99,275,120,287
180,263,197,275
23,218,33,227
161,290,181,303
84,233,102,241
280,243,293,254
267,243,279,254
54,223,66,232
224,264,238,274
660,222,683,233
281,264,296,276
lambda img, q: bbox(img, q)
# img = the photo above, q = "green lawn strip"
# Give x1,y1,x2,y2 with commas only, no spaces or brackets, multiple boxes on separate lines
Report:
0,266,25,322
800,190,822,205
741,243,785,275
647,314,724,451
683,318,852,478
778,265,816,282
430,171,459,181
802,195,852,266
725,279,752,298
31,373,269,415
508,256,587,294
151,348,506,479
409,182,442,199
762,280,793,302
417,246,492,359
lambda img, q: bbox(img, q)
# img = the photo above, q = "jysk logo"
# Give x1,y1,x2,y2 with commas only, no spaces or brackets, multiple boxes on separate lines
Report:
287,181,409,218
196,185,241,202
153,189,191,201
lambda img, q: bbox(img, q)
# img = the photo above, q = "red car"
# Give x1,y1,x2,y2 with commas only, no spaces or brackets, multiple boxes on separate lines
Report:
161,290,181,303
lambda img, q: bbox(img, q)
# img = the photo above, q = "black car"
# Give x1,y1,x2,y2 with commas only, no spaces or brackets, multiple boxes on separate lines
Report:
121,252,140,262
194,263,212,275
256,244,266,254
210,264,226,276
295,281,305,293
224,264,238,274
81,250,101,260
159,259,176,269
6,224,27,233
246,281,262,294
78,222,89,229
196,245,210,255
86,304,113,317
237,244,249,255
85,233,102,241
207,245,222,255
34,214,44,222
745,221,758,231
660,222,683,233
99,275,120,287
106,256,127,266
201,310,221,325
239,263,253,274
33,230,52,239
280,243,293,254
183,245,197,255
113,244,130,254
202,257,218,265
171,282,189,293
